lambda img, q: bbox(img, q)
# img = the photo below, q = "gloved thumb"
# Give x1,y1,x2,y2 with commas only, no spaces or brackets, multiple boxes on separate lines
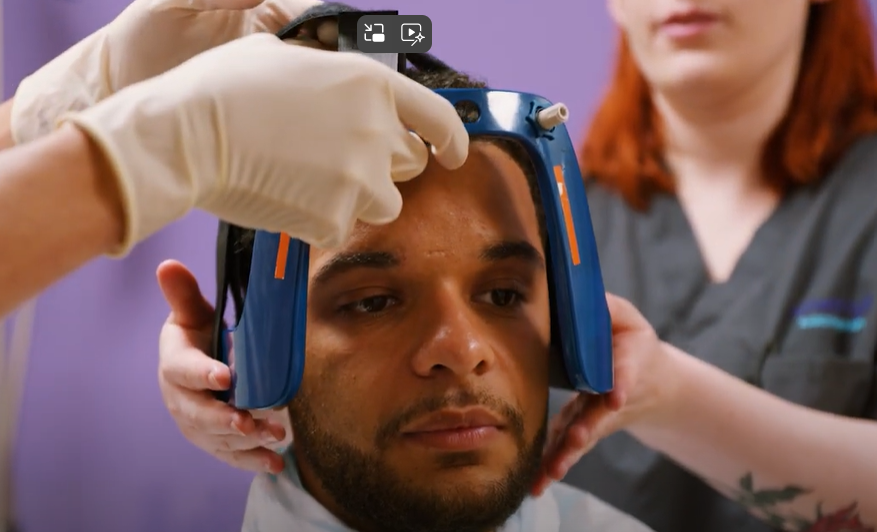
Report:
391,131,430,183
158,0,325,36
161,0,268,10
157,259,216,329
358,181,405,227
161,0,322,15
356,132,427,225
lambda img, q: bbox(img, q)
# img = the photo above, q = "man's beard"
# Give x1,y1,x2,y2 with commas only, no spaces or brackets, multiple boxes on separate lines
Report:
288,389,547,532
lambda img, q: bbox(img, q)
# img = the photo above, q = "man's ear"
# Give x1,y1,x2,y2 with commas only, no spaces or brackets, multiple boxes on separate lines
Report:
606,0,626,27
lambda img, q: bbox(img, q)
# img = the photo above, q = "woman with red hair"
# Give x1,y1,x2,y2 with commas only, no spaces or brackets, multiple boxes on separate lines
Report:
539,0,877,531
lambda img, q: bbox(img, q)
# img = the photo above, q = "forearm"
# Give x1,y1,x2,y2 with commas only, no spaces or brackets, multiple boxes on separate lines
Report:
0,123,124,317
629,344,877,530
0,99,15,151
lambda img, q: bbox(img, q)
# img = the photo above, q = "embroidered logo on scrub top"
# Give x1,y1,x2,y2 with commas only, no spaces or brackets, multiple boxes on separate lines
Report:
793,296,872,333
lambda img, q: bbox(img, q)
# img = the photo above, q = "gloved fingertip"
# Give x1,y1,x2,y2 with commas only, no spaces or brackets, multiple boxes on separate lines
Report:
359,212,400,227
171,0,262,11
430,132,469,170
391,169,425,184
315,20,339,47
358,186,403,227
391,131,429,183
391,160,425,183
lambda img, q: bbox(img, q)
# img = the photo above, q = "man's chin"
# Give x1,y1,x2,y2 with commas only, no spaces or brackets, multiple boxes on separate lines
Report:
298,430,543,532
393,456,525,496
427,475,518,502
394,430,518,465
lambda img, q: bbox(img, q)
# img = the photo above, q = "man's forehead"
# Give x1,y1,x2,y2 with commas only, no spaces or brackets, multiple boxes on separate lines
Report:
309,239,545,287
307,140,542,274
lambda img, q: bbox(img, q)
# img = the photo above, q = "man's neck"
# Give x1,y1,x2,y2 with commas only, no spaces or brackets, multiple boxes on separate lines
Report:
655,53,800,192
291,453,503,532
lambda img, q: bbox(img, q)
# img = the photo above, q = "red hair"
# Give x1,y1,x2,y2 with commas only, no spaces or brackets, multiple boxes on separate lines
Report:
581,1,877,210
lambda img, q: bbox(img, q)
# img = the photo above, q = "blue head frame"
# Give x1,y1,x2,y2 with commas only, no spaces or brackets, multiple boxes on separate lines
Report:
214,89,614,410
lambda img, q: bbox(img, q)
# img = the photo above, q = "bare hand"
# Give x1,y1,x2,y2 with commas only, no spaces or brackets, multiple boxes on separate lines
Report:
531,293,671,495
156,259,286,474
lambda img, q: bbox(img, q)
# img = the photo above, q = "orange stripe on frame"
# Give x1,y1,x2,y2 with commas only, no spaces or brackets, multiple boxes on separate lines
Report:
275,233,290,279
553,165,581,265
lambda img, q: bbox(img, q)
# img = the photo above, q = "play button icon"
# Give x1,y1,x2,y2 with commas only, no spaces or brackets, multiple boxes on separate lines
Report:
357,14,432,53
401,23,424,44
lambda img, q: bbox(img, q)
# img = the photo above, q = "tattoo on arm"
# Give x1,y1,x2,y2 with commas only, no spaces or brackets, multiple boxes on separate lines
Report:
728,473,874,532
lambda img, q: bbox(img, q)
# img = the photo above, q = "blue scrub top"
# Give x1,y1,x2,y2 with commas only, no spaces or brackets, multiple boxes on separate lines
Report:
551,133,877,532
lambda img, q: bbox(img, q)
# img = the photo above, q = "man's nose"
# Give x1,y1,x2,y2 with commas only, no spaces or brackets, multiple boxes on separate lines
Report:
409,286,496,379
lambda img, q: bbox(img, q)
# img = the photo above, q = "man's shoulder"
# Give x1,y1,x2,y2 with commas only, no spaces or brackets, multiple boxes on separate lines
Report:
548,482,656,532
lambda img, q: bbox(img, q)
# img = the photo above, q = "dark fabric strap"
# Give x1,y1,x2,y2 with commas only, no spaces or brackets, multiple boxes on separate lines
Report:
211,222,230,354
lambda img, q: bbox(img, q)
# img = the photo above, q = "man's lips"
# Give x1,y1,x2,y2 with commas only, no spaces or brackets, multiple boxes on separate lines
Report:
401,407,505,433
400,408,506,451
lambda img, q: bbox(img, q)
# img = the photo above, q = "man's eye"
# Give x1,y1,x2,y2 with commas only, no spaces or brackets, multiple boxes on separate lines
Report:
343,295,396,314
480,289,524,308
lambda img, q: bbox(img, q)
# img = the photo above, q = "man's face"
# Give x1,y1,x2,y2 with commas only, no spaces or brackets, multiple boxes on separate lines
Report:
289,140,552,532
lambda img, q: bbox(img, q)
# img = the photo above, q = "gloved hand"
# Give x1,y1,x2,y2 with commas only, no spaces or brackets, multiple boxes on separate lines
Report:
62,33,468,255
10,0,323,144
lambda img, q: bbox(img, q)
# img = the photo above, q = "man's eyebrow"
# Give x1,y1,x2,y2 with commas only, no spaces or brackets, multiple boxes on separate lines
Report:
311,251,399,286
480,240,545,269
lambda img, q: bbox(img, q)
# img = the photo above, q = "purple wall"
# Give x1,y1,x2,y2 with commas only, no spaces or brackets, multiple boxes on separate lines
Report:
4,1,873,531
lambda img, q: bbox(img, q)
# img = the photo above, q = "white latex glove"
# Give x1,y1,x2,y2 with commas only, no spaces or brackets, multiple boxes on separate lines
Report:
62,33,469,255
10,0,323,144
